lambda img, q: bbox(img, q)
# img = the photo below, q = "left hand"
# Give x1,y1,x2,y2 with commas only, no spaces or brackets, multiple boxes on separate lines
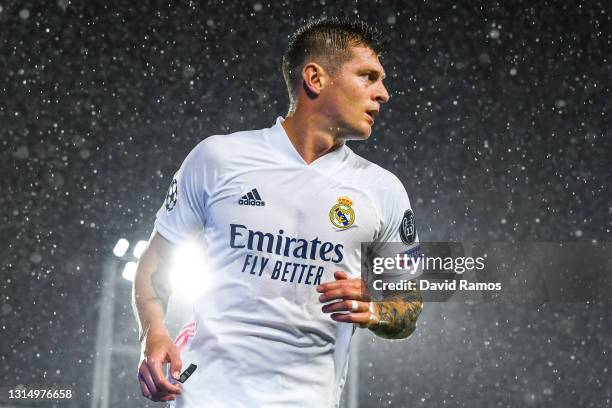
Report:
316,271,374,327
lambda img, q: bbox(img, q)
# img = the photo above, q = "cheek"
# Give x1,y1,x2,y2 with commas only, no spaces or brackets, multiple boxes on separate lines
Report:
336,86,361,105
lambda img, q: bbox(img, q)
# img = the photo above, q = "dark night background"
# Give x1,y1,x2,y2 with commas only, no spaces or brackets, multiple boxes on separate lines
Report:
1,1,610,407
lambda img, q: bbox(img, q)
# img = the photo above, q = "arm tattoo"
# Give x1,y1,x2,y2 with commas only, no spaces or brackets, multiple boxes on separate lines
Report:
368,288,423,339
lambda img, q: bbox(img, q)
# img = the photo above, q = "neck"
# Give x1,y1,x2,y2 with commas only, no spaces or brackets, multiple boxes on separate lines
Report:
281,110,344,164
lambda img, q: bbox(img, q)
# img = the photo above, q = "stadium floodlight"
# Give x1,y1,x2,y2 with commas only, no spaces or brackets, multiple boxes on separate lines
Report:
113,238,130,257
170,241,207,300
122,261,138,281
133,240,148,259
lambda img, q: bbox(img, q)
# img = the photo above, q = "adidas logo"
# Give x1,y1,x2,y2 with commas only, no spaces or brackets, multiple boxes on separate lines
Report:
238,188,266,207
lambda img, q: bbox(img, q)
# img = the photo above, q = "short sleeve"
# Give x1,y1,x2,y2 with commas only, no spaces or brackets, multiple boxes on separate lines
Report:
154,142,209,244
371,174,421,277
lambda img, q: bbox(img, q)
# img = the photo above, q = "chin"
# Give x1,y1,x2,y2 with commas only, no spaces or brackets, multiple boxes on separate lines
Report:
359,130,372,140
337,120,372,140
343,130,370,141
354,124,373,140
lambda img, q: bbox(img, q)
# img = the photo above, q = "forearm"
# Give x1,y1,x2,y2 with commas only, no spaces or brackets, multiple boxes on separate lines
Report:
368,289,423,339
132,235,174,342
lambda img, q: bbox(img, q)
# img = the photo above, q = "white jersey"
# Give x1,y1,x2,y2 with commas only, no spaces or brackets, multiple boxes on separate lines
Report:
155,117,419,407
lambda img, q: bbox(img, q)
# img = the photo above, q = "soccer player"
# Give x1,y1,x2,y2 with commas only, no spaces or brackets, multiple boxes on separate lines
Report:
133,17,423,407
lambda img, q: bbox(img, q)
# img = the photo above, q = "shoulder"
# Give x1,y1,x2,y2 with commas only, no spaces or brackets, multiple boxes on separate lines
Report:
346,148,407,197
185,127,266,167
196,127,265,156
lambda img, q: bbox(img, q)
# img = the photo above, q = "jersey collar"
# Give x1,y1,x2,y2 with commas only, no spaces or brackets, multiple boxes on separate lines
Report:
266,116,350,172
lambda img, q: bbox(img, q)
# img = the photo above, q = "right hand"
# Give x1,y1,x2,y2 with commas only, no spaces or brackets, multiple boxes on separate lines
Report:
137,330,183,402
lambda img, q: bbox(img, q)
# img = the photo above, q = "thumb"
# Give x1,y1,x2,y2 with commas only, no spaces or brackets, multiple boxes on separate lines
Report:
169,347,183,381
334,271,348,280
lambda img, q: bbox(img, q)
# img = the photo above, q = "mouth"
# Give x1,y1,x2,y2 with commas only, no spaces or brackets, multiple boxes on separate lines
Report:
365,110,379,124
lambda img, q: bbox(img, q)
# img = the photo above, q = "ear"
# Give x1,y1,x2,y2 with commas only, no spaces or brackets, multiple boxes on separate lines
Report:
301,62,328,96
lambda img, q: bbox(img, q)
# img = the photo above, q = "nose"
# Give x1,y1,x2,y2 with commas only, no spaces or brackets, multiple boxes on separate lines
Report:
375,82,390,104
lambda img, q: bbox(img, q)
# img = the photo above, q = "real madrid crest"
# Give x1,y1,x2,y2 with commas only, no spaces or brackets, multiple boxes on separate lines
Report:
329,196,355,229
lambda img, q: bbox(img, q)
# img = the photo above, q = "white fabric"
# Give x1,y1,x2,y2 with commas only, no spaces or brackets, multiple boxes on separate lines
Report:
155,117,418,407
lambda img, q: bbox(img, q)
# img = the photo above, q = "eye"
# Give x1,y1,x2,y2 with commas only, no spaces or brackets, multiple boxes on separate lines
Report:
360,73,376,83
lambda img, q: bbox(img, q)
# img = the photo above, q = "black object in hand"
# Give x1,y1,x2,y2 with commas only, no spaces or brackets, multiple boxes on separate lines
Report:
178,364,197,383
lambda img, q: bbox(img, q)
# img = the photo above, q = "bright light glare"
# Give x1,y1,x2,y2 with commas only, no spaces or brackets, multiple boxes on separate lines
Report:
122,261,138,281
113,238,130,257
133,240,148,259
170,242,207,300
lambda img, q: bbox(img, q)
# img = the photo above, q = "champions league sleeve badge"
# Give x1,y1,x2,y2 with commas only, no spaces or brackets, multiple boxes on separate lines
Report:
399,209,416,244
165,178,178,211
329,196,355,229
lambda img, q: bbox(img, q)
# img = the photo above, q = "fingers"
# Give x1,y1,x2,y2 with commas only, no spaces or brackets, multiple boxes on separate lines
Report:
138,353,182,402
330,311,372,325
316,271,352,290
139,373,177,402
334,271,349,280
322,299,367,314
317,271,373,324
317,272,368,303
137,333,185,402
138,373,153,399
317,274,363,292
139,365,177,402
169,348,183,381
316,280,360,293
138,363,158,396
159,394,179,402
148,357,182,396
318,286,363,303
139,360,180,402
